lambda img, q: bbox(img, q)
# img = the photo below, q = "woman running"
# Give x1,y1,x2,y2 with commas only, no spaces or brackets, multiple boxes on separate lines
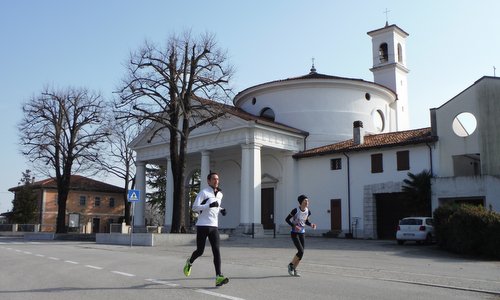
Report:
285,194,316,277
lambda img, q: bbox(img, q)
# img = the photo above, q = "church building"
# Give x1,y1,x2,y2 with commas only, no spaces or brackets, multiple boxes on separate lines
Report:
129,22,500,239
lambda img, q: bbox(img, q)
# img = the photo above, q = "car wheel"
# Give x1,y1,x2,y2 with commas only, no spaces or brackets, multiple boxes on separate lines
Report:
425,234,432,245
397,240,404,245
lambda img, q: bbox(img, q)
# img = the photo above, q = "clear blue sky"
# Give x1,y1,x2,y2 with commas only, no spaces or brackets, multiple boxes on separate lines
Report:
1,0,499,213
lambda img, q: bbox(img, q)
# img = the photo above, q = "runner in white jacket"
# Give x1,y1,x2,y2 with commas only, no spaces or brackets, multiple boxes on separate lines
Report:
183,172,229,287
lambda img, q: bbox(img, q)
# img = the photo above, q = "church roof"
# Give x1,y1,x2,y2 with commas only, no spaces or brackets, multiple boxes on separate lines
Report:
9,175,125,193
293,127,437,159
234,69,396,102
235,71,368,98
222,103,309,136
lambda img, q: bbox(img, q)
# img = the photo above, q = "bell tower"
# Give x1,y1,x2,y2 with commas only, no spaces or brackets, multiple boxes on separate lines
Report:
368,23,410,130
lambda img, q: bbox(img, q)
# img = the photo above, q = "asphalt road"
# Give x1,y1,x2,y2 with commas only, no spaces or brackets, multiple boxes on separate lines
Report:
0,235,499,300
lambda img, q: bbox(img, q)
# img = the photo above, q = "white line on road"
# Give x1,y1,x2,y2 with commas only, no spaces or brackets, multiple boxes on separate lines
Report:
35,254,45,257
48,257,60,260
85,265,103,270
111,271,135,277
195,289,246,300
145,278,179,287
23,251,32,254
64,260,79,264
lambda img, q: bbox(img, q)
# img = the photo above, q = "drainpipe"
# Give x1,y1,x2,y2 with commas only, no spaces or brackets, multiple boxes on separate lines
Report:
342,152,352,237
426,143,433,175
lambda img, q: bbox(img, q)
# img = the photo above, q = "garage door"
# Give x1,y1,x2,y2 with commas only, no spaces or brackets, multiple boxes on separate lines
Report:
376,193,419,240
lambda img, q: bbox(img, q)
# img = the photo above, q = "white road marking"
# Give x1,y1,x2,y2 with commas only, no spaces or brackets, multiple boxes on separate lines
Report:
195,289,246,300
64,260,79,264
111,271,135,277
85,265,103,270
48,257,60,260
35,254,45,257
144,278,179,287
23,251,32,254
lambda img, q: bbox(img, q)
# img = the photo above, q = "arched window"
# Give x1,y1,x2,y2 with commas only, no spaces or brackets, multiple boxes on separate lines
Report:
260,107,275,121
379,43,388,63
397,43,403,63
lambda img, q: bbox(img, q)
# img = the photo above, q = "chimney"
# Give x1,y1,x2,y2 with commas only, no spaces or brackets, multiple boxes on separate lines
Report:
353,121,364,145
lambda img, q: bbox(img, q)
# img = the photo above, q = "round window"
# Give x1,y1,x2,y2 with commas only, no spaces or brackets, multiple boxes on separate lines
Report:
452,112,477,137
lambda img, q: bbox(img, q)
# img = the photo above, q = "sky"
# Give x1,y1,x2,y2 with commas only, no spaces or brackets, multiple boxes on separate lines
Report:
1,0,499,213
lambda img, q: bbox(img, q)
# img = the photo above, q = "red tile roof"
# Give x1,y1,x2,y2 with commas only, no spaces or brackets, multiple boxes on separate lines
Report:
9,175,125,193
294,127,437,159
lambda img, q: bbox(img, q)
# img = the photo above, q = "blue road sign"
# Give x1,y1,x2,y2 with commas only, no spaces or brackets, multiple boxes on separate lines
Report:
127,189,140,202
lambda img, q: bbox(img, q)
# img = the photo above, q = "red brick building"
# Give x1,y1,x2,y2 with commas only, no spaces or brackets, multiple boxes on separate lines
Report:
9,175,125,233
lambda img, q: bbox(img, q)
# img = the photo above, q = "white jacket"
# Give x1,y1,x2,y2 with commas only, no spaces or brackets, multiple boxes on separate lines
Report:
192,186,223,227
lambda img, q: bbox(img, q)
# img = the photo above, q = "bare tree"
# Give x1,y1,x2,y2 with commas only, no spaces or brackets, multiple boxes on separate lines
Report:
19,87,109,233
116,31,234,232
97,117,138,225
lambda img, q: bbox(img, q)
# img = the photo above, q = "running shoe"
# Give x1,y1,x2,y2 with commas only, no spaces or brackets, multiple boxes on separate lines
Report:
183,258,192,277
293,269,301,277
287,263,294,276
215,275,229,286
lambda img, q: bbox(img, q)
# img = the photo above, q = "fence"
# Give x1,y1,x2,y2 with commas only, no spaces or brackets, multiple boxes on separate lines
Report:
0,224,40,233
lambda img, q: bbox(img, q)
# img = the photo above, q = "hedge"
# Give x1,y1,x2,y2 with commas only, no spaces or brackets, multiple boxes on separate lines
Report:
433,204,500,259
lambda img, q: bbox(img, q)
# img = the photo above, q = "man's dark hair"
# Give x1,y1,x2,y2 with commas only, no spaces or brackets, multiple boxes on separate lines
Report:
298,194,308,204
207,172,218,180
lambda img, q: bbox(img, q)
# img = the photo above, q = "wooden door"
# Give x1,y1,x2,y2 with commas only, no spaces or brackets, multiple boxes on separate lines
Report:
261,188,275,229
330,199,341,231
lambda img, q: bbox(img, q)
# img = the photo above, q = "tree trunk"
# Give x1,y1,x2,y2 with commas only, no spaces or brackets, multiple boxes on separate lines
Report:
56,187,69,233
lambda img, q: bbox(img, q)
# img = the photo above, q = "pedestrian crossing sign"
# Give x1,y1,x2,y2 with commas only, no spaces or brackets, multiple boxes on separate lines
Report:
128,189,140,202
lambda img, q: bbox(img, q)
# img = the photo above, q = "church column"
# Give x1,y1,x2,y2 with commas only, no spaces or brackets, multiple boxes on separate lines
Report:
200,151,211,190
134,161,146,229
280,151,297,233
239,143,263,235
164,157,174,231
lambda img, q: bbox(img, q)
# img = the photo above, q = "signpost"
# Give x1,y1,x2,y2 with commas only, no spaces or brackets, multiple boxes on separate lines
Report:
127,189,140,247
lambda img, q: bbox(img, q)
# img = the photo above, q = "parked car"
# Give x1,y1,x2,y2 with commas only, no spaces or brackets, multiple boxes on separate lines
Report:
396,217,434,245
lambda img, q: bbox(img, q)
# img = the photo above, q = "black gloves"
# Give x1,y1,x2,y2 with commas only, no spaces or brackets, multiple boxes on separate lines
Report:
209,201,219,208
221,208,227,216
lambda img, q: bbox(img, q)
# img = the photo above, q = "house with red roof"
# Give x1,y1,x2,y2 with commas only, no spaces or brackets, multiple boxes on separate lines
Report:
9,175,125,233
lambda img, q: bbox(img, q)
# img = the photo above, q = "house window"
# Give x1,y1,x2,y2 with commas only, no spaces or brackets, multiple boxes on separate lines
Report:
371,153,383,173
330,158,342,170
397,150,410,171
79,196,86,206
109,197,115,208
94,197,101,207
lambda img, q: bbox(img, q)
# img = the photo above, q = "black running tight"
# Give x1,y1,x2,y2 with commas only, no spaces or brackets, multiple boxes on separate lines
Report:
291,232,305,259
189,226,222,275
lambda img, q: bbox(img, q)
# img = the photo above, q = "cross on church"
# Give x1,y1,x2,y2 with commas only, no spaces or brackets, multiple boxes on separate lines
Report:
384,8,391,24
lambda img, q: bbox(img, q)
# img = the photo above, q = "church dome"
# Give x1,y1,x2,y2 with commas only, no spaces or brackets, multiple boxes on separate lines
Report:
233,70,397,148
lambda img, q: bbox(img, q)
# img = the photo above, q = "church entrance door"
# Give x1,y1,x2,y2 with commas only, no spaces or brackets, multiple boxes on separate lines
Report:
261,188,275,230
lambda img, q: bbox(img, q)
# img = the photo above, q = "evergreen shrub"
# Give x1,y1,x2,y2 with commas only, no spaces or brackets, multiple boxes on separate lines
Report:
433,203,500,259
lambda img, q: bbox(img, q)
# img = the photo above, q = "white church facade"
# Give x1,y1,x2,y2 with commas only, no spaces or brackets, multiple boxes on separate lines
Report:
129,23,500,239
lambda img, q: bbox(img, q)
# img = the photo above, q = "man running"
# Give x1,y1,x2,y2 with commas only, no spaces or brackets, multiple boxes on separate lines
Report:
183,172,229,287
285,194,316,277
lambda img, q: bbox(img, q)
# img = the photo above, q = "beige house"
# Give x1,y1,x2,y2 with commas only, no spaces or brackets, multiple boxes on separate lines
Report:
9,175,125,233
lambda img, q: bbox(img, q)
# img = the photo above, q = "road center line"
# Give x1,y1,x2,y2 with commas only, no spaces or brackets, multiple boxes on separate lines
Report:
64,260,79,264
111,271,135,277
195,288,246,300
145,278,179,287
85,265,103,270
